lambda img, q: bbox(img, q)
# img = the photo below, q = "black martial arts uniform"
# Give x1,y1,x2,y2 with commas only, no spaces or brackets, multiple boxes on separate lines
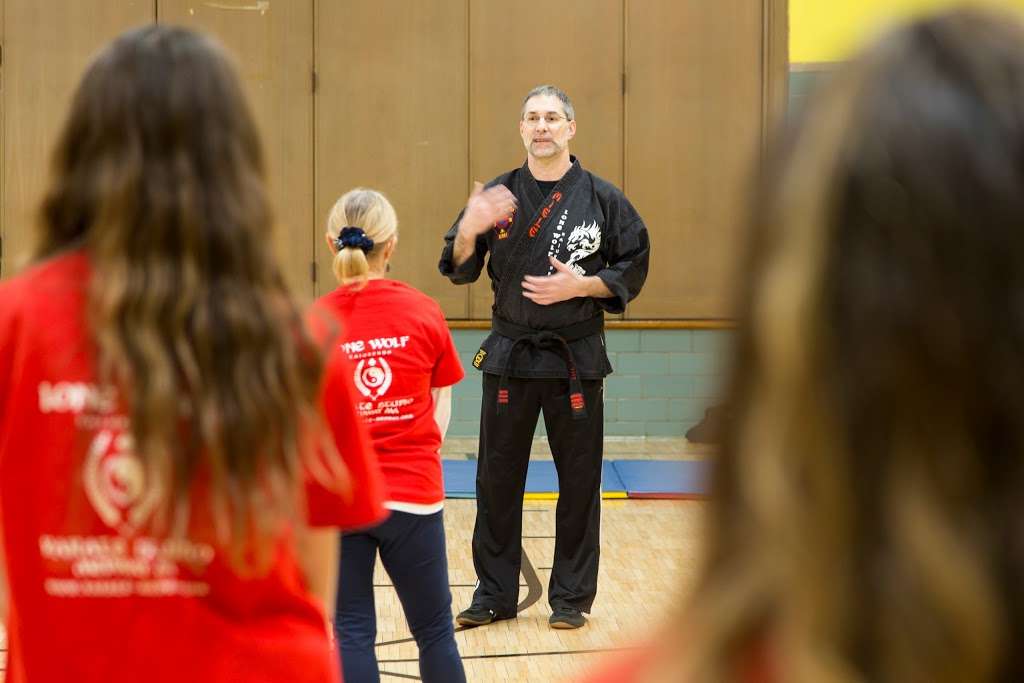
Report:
438,156,649,617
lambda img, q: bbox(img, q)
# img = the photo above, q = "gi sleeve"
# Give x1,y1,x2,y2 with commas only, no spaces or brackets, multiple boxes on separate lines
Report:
595,215,651,314
438,208,489,284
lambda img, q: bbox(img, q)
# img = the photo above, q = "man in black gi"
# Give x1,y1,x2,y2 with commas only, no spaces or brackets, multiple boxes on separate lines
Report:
438,85,649,630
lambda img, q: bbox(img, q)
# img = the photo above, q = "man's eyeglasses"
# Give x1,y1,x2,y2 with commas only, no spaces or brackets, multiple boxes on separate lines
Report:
523,113,568,127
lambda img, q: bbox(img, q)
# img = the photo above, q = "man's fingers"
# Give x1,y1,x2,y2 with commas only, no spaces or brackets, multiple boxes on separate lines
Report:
480,186,516,220
467,182,516,230
521,279,542,293
467,183,516,227
548,255,573,273
487,183,513,196
484,185,516,205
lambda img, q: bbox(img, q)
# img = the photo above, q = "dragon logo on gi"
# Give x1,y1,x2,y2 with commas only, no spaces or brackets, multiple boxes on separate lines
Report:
83,429,161,533
354,357,393,400
565,221,602,275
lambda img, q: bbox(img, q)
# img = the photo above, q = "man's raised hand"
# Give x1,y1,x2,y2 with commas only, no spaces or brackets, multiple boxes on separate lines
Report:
459,182,517,237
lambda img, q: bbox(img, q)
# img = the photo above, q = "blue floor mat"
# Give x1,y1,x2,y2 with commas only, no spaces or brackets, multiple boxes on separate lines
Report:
611,459,709,499
442,460,629,499
442,460,477,498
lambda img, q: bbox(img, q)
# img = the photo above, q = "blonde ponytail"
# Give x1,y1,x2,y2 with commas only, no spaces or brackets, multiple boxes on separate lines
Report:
326,188,398,286
333,240,370,284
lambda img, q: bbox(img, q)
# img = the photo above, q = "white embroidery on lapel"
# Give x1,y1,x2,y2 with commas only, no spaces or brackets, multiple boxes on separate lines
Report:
546,210,570,273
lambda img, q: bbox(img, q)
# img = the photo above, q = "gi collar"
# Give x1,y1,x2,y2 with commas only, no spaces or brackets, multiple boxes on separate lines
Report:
520,155,583,209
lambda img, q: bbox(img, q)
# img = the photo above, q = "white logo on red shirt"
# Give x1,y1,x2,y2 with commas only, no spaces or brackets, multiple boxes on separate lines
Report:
34,379,215,599
83,430,162,534
341,335,419,423
353,357,393,399
38,381,116,414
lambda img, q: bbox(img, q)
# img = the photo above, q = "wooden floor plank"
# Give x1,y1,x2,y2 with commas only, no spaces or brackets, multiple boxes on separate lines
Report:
374,497,703,682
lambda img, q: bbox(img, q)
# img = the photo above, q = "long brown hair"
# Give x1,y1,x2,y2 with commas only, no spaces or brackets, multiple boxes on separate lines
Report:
36,26,342,562
682,8,1024,683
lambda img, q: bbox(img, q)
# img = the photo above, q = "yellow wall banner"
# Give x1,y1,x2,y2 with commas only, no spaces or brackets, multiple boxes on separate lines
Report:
791,0,1024,64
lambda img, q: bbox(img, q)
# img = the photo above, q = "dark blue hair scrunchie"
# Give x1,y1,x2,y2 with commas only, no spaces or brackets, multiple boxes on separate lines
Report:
335,226,374,253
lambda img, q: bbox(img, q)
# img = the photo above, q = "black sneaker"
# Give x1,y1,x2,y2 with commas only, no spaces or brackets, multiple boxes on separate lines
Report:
549,606,587,629
456,604,498,627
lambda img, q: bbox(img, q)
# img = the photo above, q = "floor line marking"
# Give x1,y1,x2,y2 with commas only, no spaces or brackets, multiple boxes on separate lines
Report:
380,646,637,664
373,547,543,649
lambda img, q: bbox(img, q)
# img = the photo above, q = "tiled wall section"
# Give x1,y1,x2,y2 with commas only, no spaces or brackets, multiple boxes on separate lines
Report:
788,67,834,116
447,329,731,438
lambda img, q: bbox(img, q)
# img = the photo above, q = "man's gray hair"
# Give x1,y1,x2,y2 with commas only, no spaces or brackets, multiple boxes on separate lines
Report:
521,85,575,121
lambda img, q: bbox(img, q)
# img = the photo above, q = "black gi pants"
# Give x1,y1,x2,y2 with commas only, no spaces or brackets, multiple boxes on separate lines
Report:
471,372,603,616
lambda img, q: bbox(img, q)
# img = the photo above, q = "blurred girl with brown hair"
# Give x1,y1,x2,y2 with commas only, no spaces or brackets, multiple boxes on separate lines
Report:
0,26,386,683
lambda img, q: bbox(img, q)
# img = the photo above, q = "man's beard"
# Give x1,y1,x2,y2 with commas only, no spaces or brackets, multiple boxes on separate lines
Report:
530,140,562,158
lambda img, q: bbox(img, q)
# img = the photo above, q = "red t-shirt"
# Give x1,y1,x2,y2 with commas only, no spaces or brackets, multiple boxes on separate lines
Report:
0,251,387,683
315,279,464,506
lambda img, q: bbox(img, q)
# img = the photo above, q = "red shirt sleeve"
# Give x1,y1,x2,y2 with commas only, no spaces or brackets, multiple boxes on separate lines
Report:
304,311,389,529
430,312,465,388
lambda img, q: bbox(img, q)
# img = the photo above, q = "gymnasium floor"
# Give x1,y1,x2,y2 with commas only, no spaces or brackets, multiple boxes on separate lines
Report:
375,436,709,682
0,437,709,682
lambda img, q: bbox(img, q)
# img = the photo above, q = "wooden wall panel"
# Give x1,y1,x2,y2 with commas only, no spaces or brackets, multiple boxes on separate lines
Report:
314,1,469,316
468,0,623,319
624,0,764,318
1,1,152,277
1,0,5,278
159,0,315,301
1,0,784,319
764,0,790,144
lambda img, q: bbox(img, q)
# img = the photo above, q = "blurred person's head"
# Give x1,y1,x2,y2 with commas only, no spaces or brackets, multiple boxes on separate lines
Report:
325,187,398,286
683,8,1024,683
35,25,341,564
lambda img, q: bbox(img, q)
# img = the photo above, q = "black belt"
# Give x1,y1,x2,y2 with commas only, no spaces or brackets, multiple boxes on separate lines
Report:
491,316,603,421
